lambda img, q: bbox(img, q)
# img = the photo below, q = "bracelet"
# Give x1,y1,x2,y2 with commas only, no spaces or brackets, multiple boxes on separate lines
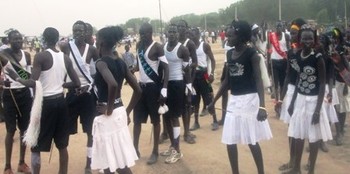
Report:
15,77,20,81
259,107,266,111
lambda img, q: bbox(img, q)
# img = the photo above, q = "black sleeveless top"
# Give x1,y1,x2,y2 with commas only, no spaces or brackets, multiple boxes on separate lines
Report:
334,44,346,82
94,56,128,102
287,49,299,85
227,47,257,95
296,50,322,96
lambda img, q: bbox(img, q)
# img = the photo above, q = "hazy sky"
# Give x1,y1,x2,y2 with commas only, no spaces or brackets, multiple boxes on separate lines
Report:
1,0,237,36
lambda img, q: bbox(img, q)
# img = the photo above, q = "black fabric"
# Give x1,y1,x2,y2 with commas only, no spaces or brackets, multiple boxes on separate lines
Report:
134,83,161,124
287,49,299,85
94,56,128,103
227,47,257,95
334,44,347,82
296,50,322,96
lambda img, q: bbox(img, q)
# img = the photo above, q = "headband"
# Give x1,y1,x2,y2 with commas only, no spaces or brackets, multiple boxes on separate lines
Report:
290,25,300,31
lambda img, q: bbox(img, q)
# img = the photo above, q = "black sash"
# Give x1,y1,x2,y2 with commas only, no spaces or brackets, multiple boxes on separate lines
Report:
138,49,161,84
4,48,30,80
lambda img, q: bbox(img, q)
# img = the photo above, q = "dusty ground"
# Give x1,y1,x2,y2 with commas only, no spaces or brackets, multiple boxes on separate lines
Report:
1,41,350,174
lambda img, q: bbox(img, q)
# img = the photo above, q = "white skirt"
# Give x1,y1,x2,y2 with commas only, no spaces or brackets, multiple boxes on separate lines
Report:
91,106,138,172
288,94,333,143
280,84,295,124
324,85,339,124
335,81,350,113
222,93,273,145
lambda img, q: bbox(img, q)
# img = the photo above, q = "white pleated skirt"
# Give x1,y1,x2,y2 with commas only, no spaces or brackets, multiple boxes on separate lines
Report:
288,94,333,143
91,106,138,172
335,81,350,113
280,84,295,124
222,93,273,145
324,85,339,124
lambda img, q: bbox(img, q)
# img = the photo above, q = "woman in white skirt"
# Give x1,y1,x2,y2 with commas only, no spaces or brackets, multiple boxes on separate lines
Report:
92,26,141,174
208,20,272,174
278,18,306,172
287,25,332,174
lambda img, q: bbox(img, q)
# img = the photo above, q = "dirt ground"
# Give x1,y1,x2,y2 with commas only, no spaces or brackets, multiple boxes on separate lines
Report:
1,41,350,174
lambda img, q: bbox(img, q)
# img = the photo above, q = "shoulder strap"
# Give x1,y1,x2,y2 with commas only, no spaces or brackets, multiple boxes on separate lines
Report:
68,42,92,84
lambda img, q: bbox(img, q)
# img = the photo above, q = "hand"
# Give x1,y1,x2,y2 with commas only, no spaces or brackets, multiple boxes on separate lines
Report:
257,108,268,121
311,112,320,125
207,102,215,115
288,104,294,116
327,93,332,103
208,74,214,83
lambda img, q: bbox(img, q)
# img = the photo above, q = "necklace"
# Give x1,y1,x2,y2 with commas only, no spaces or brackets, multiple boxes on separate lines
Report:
300,49,314,59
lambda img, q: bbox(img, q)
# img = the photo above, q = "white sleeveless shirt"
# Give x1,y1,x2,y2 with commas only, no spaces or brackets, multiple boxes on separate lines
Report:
271,32,287,60
3,50,29,89
138,41,160,83
196,41,207,68
164,42,183,81
67,43,91,86
39,49,67,97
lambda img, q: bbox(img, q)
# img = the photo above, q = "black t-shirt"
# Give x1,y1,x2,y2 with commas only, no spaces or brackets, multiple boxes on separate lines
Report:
227,47,257,95
94,56,128,102
334,44,347,82
296,50,322,96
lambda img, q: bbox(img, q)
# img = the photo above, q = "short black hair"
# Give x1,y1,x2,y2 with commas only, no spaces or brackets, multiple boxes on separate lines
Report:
291,18,306,28
43,27,59,45
298,25,318,45
231,20,251,43
97,26,124,49
73,20,86,30
177,19,188,28
8,29,20,40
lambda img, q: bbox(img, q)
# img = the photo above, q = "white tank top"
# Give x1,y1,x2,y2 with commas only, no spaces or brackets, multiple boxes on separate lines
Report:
138,41,160,83
271,32,287,60
67,43,90,86
39,49,67,97
3,50,29,89
164,42,183,81
196,41,207,68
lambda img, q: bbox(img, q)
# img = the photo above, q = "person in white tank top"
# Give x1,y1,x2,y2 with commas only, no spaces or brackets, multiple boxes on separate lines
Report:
60,20,99,173
6,28,80,174
0,30,34,174
133,22,170,165
188,27,219,132
267,21,290,117
160,24,191,163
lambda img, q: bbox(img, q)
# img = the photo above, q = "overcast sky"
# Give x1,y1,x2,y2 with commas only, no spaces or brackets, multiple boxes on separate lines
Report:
1,0,237,36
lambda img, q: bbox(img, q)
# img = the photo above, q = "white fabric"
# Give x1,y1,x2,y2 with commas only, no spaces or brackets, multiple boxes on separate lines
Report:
222,93,273,145
3,50,28,89
288,94,333,143
173,127,180,139
258,54,271,88
251,24,259,31
87,147,92,158
280,84,295,124
183,38,190,47
196,41,207,68
91,107,138,171
270,32,287,60
138,41,160,83
335,81,350,113
67,41,91,86
224,42,234,63
40,49,66,96
23,81,43,147
164,42,183,81
324,85,339,124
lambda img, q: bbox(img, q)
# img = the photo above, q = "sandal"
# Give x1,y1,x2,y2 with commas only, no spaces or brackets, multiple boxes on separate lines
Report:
279,163,293,171
184,134,196,144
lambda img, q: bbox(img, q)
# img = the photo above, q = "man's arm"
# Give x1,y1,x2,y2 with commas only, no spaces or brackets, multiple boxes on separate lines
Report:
64,55,81,88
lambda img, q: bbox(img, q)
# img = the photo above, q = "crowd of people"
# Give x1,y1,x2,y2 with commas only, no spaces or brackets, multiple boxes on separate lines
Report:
0,16,349,174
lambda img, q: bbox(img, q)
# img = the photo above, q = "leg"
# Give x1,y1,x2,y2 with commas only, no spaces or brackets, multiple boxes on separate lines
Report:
4,131,15,171
279,137,296,171
190,89,201,131
31,152,41,174
308,141,320,174
85,133,93,173
287,138,304,174
133,123,141,157
248,143,264,174
58,148,68,174
159,115,169,144
104,168,115,174
335,112,346,145
147,123,160,165
171,118,181,152
227,144,239,174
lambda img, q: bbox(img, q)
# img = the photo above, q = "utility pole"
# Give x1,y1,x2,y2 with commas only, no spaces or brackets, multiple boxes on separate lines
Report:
345,0,348,28
159,0,163,34
235,5,238,20
204,14,207,31
278,0,281,21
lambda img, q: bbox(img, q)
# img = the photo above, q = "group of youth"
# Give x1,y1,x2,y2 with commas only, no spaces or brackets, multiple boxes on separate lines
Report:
0,18,348,174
